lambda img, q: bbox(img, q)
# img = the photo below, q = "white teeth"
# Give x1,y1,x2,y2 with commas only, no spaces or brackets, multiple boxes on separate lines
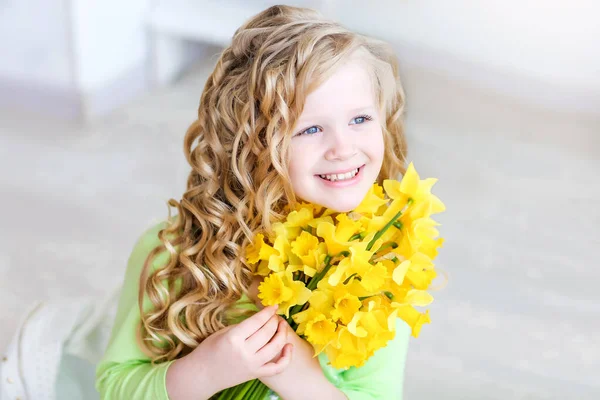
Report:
319,168,359,182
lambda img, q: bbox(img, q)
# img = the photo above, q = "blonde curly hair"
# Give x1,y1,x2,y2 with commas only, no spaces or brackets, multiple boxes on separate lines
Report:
138,4,408,362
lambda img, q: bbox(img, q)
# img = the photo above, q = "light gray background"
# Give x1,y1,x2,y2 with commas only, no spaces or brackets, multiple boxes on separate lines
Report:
2,55,598,399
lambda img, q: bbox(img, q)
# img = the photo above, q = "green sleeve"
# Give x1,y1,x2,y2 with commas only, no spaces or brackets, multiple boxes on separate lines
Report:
95,222,174,400
320,320,411,400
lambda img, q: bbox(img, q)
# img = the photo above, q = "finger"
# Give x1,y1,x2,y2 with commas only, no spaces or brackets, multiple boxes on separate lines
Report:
256,318,288,364
259,343,293,377
246,314,279,352
234,304,278,339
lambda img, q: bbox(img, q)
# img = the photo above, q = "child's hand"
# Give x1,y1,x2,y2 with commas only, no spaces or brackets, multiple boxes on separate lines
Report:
274,324,318,375
166,305,293,399
259,324,346,400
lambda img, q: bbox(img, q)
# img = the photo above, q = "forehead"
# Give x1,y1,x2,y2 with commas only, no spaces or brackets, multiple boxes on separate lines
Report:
300,60,375,116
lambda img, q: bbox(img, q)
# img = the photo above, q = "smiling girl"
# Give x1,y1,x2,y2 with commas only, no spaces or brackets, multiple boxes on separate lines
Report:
96,5,410,399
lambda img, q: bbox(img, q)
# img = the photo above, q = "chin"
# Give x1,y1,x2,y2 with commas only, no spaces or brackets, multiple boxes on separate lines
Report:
319,199,361,213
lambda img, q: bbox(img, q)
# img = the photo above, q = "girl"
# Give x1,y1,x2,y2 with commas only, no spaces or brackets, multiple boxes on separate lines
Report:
96,4,411,399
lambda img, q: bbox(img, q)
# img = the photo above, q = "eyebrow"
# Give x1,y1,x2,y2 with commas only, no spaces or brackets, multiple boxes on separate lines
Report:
297,105,377,121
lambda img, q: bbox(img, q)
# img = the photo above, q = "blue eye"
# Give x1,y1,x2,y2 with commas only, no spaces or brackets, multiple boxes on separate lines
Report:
350,114,372,125
300,126,321,135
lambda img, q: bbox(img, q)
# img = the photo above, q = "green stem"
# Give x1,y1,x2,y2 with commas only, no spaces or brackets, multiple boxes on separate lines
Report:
306,250,348,292
307,254,336,290
284,251,347,328
259,385,274,399
246,379,263,399
221,378,269,400
244,381,255,398
373,241,398,254
218,384,239,400
232,380,253,400
343,272,358,285
349,232,364,241
367,210,403,251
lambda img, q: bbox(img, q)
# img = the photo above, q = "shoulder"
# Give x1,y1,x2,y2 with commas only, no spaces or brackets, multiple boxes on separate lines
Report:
128,219,179,272
118,219,180,298
131,220,170,257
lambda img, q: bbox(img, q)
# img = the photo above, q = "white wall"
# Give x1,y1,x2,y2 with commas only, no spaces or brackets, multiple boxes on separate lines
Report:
2,0,598,119
0,0,151,119
334,0,600,90
70,0,149,92
0,0,73,88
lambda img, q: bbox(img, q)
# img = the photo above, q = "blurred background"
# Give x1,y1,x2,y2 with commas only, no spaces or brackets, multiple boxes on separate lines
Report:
1,0,598,399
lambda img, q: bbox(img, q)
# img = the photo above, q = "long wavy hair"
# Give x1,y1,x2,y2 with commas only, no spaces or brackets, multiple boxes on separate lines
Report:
138,4,408,362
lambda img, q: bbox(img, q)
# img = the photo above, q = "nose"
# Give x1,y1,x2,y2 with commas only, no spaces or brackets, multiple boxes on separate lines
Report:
324,127,357,161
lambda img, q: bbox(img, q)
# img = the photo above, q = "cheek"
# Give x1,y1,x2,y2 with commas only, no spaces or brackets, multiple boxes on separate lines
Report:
367,127,385,160
288,146,309,186
289,141,318,172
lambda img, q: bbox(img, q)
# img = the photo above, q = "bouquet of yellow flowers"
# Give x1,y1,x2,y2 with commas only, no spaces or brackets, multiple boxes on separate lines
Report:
216,163,445,399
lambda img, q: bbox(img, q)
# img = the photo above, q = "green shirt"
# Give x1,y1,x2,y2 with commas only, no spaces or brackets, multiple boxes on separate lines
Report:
95,221,410,399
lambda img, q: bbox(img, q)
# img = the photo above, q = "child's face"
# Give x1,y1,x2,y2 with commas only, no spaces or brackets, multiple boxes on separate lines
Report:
288,60,385,212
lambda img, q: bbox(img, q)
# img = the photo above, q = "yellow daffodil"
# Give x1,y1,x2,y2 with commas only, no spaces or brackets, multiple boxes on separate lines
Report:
395,305,431,338
272,235,291,263
354,183,388,215
291,231,328,270
396,216,441,257
328,242,370,286
272,221,301,244
316,214,362,255
327,258,351,287
266,254,285,274
246,233,278,265
257,272,291,305
293,307,323,336
388,252,438,290
331,288,362,325
286,207,315,228
343,278,373,299
328,245,387,292
367,196,407,232
406,267,438,290
392,252,432,285
307,288,335,315
384,163,445,218
304,314,337,346
352,303,397,355
291,231,319,259
258,270,311,317
255,259,270,276
357,262,388,292
326,327,368,369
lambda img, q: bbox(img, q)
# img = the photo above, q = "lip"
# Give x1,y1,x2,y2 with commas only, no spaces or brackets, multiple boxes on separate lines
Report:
315,164,365,176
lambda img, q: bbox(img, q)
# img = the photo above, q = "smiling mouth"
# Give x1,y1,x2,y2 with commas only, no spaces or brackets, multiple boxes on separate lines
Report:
317,165,364,182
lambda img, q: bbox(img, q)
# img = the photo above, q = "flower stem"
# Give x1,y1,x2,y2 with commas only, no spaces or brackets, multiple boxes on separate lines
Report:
349,232,365,241
285,251,348,329
232,380,253,399
374,241,398,254
307,257,331,290
367,210,403,251
245,379,262,399
343,273,358,285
